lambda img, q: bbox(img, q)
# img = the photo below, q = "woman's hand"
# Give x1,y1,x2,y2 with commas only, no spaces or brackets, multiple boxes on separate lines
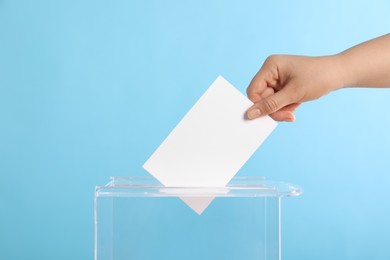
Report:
246,54,344,121
246,34,390,121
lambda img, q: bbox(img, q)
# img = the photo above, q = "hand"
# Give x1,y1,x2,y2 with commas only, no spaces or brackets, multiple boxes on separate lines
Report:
246,55,344,121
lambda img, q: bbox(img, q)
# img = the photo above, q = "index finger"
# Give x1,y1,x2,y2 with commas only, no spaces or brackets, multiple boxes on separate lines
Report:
246,60,278,103
247,75,268,103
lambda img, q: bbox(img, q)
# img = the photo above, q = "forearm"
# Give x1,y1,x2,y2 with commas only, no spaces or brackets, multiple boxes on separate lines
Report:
337,34,390,88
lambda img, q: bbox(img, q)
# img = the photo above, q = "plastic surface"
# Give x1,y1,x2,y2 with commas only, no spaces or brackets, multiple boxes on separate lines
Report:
95,177,302,260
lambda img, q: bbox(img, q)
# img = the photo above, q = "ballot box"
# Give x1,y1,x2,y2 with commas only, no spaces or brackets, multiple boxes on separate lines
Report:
94,176,301,260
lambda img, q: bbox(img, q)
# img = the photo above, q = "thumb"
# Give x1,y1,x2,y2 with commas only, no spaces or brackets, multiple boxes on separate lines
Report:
246,87,295,119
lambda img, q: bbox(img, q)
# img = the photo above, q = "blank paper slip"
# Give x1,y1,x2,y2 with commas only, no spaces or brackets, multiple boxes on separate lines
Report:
143,76,277,214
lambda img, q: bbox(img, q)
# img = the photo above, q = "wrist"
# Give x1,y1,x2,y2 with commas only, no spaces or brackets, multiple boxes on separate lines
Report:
331,53,351,89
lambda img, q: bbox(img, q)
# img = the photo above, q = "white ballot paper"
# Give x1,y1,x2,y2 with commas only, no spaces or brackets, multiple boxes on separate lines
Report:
143,76,277,214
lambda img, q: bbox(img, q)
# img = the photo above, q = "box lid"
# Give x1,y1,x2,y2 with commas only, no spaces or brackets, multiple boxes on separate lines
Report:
95,176,302,198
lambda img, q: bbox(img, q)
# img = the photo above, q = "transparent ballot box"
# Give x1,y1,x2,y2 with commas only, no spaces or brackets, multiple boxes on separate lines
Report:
94,177,302,260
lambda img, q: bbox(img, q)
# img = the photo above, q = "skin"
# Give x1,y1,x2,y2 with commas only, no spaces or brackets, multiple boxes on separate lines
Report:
246,34,390,121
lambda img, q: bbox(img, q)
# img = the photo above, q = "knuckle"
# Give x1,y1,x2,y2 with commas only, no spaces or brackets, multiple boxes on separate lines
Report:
246,84,259,98
246,87,254,96
247,91,257,101
262,98,279,114
265,54,280,65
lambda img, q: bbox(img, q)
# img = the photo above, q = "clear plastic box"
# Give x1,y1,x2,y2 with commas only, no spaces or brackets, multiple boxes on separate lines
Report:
94,177,301,260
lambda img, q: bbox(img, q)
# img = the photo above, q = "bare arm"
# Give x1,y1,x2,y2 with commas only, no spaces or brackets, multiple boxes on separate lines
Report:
339,34,390,88
246,34,390,121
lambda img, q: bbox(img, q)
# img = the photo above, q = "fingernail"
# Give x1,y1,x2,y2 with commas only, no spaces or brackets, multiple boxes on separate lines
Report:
247,108,261,119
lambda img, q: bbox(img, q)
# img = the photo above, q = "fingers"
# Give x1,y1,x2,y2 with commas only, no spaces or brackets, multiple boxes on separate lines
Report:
269,104,301,122
246,55,301,122
270,111,296,122
247,86,296,120
247,58,278,103
259,89,296,122
247,77,268,103
261,87,275,99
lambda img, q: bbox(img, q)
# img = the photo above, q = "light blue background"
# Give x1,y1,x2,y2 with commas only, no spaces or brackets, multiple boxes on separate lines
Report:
1,0,390,259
